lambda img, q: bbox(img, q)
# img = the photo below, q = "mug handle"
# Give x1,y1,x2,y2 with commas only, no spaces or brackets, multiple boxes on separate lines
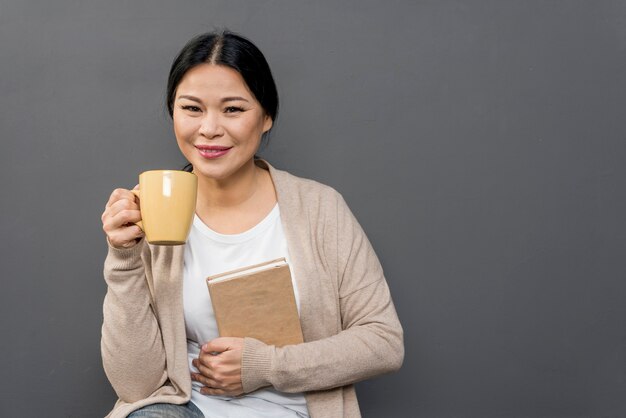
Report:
130,189,144,231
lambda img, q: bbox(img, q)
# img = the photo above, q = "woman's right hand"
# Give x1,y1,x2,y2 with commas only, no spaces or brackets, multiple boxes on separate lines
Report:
101,187,144,249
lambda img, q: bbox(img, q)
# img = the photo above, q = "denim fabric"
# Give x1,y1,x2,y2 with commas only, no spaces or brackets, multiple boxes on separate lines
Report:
127,402,204,418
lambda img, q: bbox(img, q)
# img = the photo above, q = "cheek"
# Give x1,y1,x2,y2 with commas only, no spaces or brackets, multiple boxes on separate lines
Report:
230,117,266,143
173,116,194,142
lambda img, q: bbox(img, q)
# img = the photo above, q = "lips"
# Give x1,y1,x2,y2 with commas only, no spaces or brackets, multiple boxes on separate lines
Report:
195,145,232,159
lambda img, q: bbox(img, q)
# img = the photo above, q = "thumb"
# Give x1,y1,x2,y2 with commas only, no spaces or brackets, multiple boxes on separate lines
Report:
203,337,236,353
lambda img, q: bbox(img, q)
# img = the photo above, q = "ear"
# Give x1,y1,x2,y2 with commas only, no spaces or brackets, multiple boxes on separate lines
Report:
262,114,273,133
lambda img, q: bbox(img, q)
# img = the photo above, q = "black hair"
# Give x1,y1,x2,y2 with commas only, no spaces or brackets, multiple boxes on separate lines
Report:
167,30,278,125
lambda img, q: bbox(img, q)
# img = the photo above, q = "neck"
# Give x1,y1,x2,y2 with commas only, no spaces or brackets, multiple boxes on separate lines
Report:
194,159,262,210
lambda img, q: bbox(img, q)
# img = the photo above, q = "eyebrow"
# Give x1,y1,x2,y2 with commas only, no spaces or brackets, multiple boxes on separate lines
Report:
221,96,249,103
177,95,249,103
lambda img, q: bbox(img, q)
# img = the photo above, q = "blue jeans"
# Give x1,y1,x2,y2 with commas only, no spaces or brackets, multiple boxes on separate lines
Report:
127,402,204,418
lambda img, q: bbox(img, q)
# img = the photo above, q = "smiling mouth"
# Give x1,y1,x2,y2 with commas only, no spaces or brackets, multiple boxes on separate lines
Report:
195,145,232,159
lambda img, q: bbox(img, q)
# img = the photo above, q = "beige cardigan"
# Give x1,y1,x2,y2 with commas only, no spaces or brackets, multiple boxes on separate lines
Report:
101,161,404,418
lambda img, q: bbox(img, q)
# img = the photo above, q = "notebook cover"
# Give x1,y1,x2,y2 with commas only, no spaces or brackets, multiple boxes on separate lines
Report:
206,259,304,347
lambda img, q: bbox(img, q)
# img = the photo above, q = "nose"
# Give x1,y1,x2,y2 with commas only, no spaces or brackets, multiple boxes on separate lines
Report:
198,111,223,139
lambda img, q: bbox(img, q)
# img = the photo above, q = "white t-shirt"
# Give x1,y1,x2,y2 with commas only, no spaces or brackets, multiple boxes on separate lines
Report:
183,204,309,418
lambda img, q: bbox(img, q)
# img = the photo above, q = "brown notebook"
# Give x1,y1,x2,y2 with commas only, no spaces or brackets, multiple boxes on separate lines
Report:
206,258,304,347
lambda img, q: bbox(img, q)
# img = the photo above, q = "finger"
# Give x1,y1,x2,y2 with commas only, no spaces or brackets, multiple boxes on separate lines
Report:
106,226,144,248
200,386,227,396
203,337,242,353
103,204,143,241
104,223,143,248
193,357,215,378
102,209,142,234
106,196,140,218
101,200,139,229
191,372,219,388
111,207,142,227
197,349,220,364
131,184,140,210
192,358,206,370
105,188,136,209
192,359,203,373
200,386,243,397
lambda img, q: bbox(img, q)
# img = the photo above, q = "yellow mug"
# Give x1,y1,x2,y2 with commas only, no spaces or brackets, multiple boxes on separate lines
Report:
131,170,197,245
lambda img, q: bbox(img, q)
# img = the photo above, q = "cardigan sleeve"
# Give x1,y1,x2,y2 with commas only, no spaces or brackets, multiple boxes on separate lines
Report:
241,193,404,393
101,240,168,402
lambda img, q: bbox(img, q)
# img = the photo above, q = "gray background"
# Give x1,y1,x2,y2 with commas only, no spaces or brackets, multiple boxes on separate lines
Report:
1,1,625,417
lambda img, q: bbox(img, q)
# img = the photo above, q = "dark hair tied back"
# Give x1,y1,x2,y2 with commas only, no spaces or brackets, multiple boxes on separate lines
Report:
166,30,279,124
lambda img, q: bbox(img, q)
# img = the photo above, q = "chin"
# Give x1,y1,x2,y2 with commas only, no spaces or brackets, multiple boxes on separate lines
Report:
194,167,230,180
192,163,245,182
188,154,256,181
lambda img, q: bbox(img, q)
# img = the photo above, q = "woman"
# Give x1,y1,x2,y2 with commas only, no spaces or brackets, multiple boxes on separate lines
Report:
101,30,403,418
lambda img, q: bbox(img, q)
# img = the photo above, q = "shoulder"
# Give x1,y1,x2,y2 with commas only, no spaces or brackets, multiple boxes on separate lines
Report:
278,168,339,197
266,162,346,210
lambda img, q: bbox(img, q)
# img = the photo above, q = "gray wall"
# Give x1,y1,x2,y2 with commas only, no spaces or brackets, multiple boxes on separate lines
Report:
1,1,625,417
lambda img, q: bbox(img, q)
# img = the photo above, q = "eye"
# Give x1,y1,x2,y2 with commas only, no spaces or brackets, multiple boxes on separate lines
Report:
224,106,245,114
181,105,201,112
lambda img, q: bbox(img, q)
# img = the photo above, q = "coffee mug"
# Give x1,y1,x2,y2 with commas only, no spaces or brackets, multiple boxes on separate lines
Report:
131,170,197,245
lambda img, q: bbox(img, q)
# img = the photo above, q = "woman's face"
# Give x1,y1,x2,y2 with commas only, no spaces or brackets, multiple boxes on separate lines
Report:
172,64,273,182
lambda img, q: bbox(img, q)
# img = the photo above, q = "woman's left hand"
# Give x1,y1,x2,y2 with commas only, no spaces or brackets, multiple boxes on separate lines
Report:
191,337,245,397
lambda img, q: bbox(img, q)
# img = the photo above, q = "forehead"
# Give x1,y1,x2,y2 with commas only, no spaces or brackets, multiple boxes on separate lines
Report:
176,64,253,97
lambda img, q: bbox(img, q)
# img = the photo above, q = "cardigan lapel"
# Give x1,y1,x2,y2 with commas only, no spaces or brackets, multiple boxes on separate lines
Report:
263,161,318,342
149,243,190,395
